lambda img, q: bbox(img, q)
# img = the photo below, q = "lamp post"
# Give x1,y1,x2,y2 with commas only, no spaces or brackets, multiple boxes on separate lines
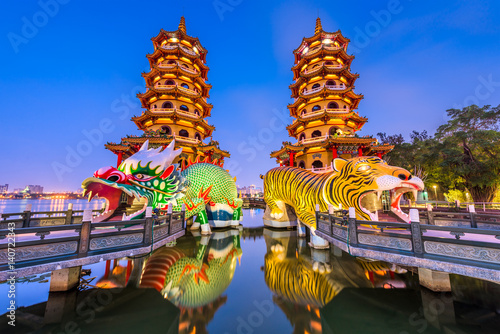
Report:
433,185,437,207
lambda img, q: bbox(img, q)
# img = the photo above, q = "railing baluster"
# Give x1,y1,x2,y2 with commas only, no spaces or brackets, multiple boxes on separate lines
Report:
348,207,358,246
78,209,92,256
410,209,424,256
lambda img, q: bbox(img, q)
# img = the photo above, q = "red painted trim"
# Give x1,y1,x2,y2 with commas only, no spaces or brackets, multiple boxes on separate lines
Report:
332,146,338,159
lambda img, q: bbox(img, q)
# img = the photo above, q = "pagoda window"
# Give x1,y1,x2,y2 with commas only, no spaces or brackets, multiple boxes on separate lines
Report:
194,109,200,116
300,109,306,116
312,83,321,89
299,133,306,141
181,83,189,89
329,126,340,136
165,80,175,86
298,160,305,169
311,130,322,138
162,101,173,109
195,132,202,141
326,80,336,87
313,64,319,68
179,129,189,137
161,126,171,135
167,60,176,64
152,104,157,109
312,105,321,111
343,105,347,109
180,105,189,111
325,61,333,65
327,101,339,109
181,64,189,68
312,160,324,169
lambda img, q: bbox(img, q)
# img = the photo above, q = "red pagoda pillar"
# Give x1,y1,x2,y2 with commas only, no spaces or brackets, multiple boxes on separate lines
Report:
332,146,338,159
289,151,295,167
358,147,363,157
116,152,123,168
377,152,382,159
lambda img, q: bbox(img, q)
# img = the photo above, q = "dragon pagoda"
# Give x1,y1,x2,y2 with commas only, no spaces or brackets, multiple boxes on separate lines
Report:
106,17,229,167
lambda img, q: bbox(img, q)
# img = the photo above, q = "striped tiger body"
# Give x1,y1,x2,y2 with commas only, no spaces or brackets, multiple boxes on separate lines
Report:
264,156,424,230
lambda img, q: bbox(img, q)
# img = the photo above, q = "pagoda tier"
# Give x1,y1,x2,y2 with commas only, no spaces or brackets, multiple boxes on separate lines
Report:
106,17,229,167
270,18,392,172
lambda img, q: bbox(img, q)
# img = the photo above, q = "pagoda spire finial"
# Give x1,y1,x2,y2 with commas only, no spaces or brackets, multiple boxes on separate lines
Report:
179,16,186,34
315,17,322,35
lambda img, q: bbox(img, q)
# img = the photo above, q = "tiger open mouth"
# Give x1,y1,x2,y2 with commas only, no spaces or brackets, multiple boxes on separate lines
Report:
82,177,149,222
358,180,424,222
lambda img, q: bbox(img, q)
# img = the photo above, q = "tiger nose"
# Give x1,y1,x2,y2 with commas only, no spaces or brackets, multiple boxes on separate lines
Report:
398,173,412,181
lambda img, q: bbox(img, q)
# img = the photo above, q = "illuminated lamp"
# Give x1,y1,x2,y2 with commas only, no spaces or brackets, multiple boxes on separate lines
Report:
298,103,306,109
180,57,192,64
296,125,304,132
154,76,161,82
181,40,192,47
178,120,193,126
161,40,167,46
337,58,344,64
324,56,335,60
302,47,309,54
179,97,192,103
165,55,178,60
180,75,193,82
196,126,205,132
310,57,321,64
340,76,348,83
309,76,322,83
193,46,198,54
299,83,307,90
168,38,178,43
194,83,202,90
344,97,351,103
309,97,322,103
193,64,200,71
308,120,323,127
301,64,308,71
195,103,203,109
322,39,332,44
162,74,176,78
325,74,338,79
144,121,153,127
157,118,173,124
149,97,158,103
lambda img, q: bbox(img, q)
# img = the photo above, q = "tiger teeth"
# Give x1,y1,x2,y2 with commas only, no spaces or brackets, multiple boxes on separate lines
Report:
376,191,382,200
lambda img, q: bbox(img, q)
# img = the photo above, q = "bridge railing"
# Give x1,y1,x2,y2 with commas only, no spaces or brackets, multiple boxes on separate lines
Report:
315,208,500,271
0,204,104,229
0,208,185,271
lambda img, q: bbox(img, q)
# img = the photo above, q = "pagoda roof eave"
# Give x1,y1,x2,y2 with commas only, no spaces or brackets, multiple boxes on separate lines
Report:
292,48,354,70
292,30,351,54
289,66,360,87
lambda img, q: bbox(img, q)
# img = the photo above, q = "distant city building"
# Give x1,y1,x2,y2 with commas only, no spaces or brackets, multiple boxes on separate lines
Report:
13,188,24,193
237,185,263,197
0,184,8,193
25,185,44,194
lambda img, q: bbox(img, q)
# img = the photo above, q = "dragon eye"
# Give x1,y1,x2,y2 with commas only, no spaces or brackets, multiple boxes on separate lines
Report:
358,165,371,172
134,173,148,180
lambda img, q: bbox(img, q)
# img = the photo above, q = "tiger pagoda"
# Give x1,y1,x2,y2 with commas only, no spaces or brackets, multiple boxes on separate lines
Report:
105,17,229,167
270,18,393,171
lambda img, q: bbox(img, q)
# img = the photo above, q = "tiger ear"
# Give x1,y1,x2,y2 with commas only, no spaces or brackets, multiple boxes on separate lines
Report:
332,158,348,172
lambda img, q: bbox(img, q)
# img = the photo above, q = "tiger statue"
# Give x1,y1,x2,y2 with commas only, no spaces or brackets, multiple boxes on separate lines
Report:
263,156,424,231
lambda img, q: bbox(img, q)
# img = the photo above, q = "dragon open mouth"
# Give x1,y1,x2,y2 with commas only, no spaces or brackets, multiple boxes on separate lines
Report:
82,177,149,222
358,181,422,222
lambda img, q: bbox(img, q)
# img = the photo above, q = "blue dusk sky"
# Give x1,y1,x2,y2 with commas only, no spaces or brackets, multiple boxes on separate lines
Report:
0,0,499,191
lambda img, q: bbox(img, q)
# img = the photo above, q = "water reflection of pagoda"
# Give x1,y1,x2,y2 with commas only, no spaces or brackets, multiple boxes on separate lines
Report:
270,18,393,171
106,17,229,167
140,230,242,334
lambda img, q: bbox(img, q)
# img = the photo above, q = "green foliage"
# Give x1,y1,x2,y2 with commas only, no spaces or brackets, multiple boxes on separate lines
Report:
378,104,500,202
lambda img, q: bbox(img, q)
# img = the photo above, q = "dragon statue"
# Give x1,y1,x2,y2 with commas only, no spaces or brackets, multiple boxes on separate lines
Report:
82,140,243,234
262,156,424,232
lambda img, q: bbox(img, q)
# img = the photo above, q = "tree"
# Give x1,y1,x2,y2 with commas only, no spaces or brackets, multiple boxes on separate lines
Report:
434,104,500,202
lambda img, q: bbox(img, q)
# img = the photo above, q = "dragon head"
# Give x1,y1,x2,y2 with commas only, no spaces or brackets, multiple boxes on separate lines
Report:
82,140,185,222
325,156,424,222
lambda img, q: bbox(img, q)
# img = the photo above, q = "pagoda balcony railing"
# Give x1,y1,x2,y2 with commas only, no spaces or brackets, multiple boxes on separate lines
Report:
302,84,346,96
298,107,350,119
299,134,329,145
305,45,340,56
180,66,198,74
161,45,178,50
150,108,202,120
307,164,333,174
303,63,342,74
155,84,176,90
180,46,196,56
326,83,346,90
157,63,176,69
178,85,200,96
173,135,200,144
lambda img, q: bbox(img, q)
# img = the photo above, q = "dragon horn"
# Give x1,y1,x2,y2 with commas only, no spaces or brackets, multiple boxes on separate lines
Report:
139,140,149,151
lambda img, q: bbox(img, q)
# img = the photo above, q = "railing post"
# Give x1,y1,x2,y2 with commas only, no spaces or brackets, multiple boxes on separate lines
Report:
468,205,477,228
348,207,357,246
426,204,434,225
181,203,186,229
144,207,153,246
23,204,32,228
78,209,92,256
315,204,320,223
65,203,73,225
410,209,423,256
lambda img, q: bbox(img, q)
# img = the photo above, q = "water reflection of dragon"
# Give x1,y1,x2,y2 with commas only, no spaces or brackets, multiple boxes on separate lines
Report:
82,140,243,232
139,231,242,308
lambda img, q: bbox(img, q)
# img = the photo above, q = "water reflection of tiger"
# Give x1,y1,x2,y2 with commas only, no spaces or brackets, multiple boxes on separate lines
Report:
263,156,416,229
264,252,339,307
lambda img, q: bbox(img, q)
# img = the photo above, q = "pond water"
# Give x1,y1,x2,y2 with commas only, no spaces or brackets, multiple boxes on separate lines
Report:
0,198,104,214
1,208,499,333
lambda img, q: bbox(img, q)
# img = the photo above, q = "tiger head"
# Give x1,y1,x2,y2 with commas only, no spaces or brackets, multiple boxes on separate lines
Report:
324,156,424,222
